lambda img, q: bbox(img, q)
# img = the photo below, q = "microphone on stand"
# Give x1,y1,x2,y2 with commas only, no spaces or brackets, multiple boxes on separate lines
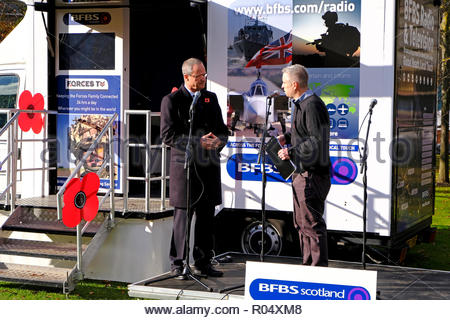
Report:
267,90,280,99
186,91,201,169
279,113,286,134
190,91,202,114
369,99,377,110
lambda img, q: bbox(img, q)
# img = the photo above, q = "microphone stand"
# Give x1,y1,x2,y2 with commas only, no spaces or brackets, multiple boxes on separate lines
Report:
360,104,375,270
144,94,211,292
220,95,274,295
179,99,212,291
256,95,273,262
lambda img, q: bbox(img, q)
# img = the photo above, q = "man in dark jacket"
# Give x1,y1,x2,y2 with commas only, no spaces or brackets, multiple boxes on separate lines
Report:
160,58,228,278
277,64,331,266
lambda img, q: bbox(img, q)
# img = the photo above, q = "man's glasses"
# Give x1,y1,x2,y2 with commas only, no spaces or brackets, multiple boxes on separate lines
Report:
190,73,207,79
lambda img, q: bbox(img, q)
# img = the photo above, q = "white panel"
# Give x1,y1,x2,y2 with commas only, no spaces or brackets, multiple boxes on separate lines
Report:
85,218,173,283
207,0,231,126
0,4,48,198
326,0,396,236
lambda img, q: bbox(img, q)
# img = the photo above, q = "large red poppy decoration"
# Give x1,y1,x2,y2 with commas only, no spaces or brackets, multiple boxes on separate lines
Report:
18,90,45,134
62,172,100,228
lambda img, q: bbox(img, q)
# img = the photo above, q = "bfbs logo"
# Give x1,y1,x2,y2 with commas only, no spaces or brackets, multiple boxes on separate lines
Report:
226,154,357,185
227,154,287,182
63,12,111,25
250,278,371,300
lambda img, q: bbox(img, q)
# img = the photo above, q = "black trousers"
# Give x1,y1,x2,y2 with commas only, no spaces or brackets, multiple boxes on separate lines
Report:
292,171,331,266
169,201,215,270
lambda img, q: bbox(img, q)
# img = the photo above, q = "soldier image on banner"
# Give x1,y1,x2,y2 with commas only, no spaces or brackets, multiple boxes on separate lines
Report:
293,8,361,68
68,114,118,179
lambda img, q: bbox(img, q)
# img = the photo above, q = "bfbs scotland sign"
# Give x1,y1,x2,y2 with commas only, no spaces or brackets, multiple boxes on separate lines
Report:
245,262,377,300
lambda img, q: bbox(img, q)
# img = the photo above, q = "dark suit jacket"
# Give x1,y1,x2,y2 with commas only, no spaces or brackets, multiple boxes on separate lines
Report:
285,94,330,174
160,85,229,208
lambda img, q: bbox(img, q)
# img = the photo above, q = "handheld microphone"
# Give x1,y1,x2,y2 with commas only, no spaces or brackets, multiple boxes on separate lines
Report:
267,90,280,99
190,91,201,113
369,99,377,110
231,110,240,132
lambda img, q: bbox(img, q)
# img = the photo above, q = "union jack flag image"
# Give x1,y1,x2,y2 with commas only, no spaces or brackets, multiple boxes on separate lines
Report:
245,31,292,68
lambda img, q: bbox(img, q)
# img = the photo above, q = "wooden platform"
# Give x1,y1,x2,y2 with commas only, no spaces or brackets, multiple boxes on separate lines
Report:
129,253,450,300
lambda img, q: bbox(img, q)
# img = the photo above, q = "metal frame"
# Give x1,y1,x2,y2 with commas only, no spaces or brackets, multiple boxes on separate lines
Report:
0,109,57,212
122,110,169,213
0,109,170,284
56,113,118,280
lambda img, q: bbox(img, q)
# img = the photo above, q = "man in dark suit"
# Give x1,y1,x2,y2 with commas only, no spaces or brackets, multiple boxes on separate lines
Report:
277,64,331,266
160,58,228,278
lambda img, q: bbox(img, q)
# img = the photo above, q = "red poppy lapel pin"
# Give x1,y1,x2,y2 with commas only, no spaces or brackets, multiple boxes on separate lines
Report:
204,97,210,103
18,90,45,134
62,172,100,228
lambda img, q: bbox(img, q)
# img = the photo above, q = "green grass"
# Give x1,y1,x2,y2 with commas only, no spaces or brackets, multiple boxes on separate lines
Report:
404,229,450,271
0,280,134,300
432,186,450,229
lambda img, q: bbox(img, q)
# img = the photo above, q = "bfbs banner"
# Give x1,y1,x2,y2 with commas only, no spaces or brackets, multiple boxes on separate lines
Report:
245,261,377,300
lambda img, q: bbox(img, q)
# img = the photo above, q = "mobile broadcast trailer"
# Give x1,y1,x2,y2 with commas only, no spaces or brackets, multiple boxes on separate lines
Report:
208,0,440,262
0,0,440,287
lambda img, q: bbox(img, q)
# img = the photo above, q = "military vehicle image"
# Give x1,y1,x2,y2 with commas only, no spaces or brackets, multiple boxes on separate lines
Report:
233,20,273,61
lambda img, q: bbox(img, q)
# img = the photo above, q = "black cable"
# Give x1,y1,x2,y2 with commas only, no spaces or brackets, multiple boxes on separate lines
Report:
191,161,205,207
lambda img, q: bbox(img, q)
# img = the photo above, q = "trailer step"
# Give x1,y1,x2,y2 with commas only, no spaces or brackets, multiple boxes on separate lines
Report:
1,206,103,236
0,262,73,289
0,238,86,260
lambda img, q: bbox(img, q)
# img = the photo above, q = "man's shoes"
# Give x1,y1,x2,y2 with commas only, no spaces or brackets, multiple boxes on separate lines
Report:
171,267,187,280
192,264,223,277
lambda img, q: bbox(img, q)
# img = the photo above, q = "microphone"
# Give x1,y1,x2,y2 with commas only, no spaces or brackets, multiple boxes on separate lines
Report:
267,90,280,99
190,91,201,113
369,99,377,110
231,110,240,132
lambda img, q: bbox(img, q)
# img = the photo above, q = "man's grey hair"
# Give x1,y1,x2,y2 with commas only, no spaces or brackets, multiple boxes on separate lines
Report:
182,57,204,75
282,64,309,89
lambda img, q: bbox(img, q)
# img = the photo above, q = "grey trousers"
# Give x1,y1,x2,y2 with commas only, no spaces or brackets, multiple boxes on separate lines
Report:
292,171,331,266
169,202,215,270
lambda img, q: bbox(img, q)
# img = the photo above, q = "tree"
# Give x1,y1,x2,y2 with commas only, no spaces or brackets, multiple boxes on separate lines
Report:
438,0,450,184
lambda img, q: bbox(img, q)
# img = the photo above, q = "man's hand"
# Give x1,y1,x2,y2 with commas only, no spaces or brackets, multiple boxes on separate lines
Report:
278,147,290,160
277,134,286,146
200,132,221,150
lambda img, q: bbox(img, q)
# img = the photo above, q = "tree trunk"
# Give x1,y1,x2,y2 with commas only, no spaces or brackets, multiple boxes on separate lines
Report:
438,1,449,184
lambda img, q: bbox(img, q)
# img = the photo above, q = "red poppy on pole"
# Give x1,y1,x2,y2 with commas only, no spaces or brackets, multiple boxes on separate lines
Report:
18,90,45,134
62,172,100,228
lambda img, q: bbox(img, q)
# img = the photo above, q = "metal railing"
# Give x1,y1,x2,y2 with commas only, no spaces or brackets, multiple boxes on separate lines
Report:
0,109,57,213
56,113,117,279
0,108,170,278
122,110,169,213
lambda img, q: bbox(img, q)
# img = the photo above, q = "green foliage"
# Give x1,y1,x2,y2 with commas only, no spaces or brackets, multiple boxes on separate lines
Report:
0,0,27,43
439,0,450,183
